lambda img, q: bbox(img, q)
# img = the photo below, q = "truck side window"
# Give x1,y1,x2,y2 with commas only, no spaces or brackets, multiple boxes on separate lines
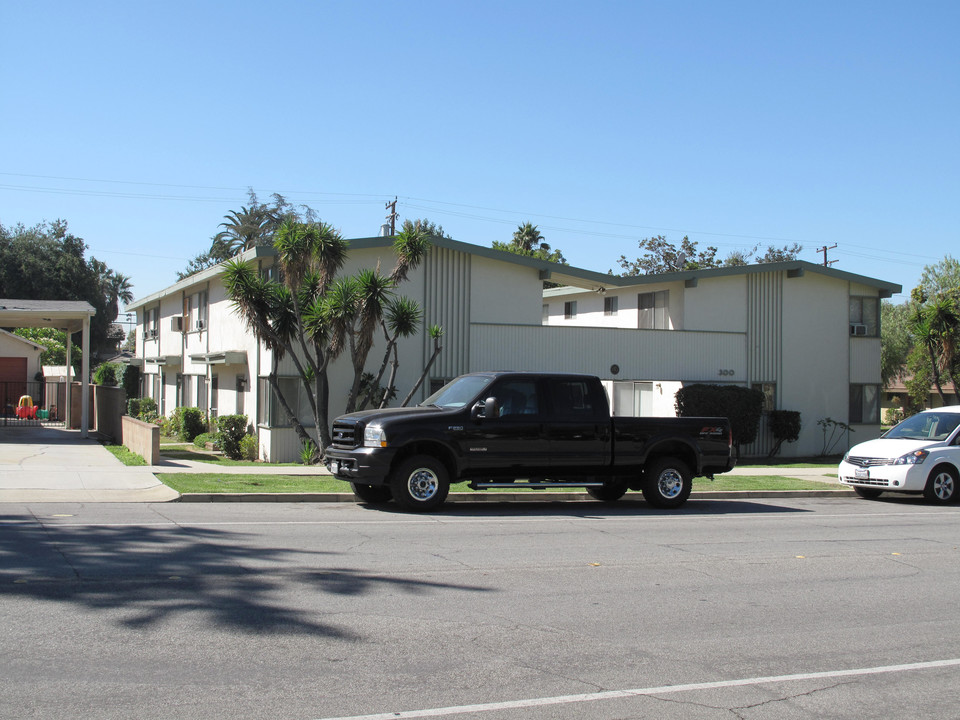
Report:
549,379,597,418
492,380,540,417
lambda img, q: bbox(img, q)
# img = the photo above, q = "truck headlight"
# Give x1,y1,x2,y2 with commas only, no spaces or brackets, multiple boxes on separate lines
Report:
363,425,387,448
894,450,928,465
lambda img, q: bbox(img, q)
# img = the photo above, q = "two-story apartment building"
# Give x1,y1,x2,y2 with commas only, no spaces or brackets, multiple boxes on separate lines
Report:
127,237,899,461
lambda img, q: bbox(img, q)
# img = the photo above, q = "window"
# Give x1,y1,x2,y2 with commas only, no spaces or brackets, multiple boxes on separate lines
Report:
184,290,209,332
549,378,602,418
144,307,159,339
210,375,219,417
236,375,246,416
181,374,191,408
492,379,540,417
542,304,549,323
564,301,577,320
604,296,618,316
257,376,313,427
638,290,669,329
197,375,208,413
752,382,776,413
849,296,879,337
849,384,880,424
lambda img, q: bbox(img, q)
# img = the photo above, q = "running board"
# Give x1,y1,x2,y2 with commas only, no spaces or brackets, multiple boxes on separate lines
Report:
472,481,605,489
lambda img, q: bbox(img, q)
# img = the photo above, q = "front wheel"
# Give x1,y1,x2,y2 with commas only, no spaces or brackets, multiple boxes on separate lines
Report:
641,457,692,509
854,487,883,500
389,455,450,512
924,465,959,504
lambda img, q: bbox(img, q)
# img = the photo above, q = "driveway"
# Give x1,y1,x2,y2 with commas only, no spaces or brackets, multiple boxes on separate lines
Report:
0,426,179,502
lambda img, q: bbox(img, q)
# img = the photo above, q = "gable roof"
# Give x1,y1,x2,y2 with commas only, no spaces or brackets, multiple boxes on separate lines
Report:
0,328,47,351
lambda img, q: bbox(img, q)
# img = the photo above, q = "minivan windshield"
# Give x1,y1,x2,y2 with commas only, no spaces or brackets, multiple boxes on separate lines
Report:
421,375,493,409
886,412,960,442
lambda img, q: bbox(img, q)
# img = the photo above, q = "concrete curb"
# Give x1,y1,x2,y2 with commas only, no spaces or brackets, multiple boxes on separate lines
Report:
176,489,857,503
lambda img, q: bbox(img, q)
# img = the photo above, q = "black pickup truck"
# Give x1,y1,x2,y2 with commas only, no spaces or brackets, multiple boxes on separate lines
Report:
323,372,735,512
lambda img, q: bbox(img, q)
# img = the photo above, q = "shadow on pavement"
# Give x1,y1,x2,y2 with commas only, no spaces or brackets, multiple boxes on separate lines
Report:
362,497,816,518
0,517,491,637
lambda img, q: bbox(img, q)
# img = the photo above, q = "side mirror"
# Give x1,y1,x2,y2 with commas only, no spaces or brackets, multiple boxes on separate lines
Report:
471,397,500,420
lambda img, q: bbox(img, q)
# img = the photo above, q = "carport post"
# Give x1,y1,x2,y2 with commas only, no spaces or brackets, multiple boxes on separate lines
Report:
81,315,90,438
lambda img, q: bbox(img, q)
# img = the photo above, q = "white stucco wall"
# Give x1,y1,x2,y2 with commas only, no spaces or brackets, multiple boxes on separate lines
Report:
682,275,748,332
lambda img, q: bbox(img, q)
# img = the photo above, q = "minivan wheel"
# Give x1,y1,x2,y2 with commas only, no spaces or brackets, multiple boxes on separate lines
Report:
924,466,959,504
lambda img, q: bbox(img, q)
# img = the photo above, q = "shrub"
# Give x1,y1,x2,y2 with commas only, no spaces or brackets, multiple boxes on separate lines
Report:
120,364,141,399
193,432,217,449
216,414,248,460
239,434,258,461
300,439,318,465
136,397,157,421
173,407,207,443
127,398,141,417
768,410,801,457
675,384,764,458
93,362,120,386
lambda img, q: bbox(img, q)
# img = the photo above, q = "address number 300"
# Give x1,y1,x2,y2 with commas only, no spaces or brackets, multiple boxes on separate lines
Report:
717,369,736,377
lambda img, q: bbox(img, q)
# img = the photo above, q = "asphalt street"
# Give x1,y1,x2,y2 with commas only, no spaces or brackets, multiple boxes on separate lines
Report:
2,496,959,719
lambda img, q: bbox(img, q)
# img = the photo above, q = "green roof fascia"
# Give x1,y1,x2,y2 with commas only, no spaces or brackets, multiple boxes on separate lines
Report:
126,245,277,311
543,259,902,299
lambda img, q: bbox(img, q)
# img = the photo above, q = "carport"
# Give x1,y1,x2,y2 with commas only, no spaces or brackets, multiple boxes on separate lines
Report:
0,299,96,437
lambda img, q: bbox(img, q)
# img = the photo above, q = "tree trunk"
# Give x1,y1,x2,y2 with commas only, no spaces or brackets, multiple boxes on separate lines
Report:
401,336,442,407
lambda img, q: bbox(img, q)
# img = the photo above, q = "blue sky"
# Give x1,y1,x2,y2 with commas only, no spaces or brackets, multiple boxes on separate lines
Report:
2,1,957,315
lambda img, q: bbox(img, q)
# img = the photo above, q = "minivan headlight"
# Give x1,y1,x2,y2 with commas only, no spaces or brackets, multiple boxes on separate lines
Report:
894,450,928,465
363,425,387,448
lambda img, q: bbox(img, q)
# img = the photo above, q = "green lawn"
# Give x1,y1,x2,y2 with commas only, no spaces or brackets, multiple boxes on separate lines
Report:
157,473,836,495
159,448,300,468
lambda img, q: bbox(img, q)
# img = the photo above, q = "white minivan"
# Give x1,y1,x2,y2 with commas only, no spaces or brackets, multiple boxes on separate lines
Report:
838,406,960,503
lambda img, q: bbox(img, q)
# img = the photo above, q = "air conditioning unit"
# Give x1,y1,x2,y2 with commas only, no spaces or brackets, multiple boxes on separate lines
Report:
170,316,183,332
850,323,868,336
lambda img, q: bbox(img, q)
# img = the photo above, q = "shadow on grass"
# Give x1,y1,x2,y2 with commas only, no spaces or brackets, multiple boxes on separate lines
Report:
0,517,491,637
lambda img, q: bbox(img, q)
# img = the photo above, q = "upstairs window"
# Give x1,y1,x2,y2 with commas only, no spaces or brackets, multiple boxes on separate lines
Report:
604,295,618,316
849,296,879,337
638,290,669,329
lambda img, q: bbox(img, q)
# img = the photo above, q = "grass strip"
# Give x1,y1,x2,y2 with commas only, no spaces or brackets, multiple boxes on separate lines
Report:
159,448,299,467
104,444,147,466
158,473,835,495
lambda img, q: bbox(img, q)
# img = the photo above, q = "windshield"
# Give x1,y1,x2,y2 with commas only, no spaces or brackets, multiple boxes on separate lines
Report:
886,412,960,442
421,375,493,409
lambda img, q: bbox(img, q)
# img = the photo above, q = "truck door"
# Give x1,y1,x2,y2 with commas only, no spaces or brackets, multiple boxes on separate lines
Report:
545,377,611,474
459,377,551,476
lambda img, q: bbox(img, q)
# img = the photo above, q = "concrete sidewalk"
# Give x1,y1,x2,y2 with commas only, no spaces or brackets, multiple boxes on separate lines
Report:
0,426,179,503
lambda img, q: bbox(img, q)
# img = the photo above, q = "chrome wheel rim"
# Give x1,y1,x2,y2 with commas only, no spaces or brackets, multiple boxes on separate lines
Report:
933,472,955,500
658,469,683,499
408,467,439,501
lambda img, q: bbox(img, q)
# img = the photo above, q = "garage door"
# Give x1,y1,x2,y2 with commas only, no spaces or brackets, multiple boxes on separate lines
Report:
0,357,27,383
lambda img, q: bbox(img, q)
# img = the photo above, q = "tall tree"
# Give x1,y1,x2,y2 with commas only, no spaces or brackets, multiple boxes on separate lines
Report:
223,221,431,454
0,219,123,353
615,235,719,275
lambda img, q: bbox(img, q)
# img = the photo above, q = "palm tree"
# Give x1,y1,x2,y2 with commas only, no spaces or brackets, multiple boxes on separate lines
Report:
214,205,270,255
911,295,960,406
511,222,550,254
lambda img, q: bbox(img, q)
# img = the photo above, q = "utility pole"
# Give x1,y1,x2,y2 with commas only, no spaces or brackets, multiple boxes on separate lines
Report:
816,244,838,267
385,197,398,236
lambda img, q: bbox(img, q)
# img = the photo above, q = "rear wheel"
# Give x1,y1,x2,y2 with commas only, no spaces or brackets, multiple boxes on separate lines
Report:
389,455,450,512
351,482,393,504
586,478,629,503
641,457,692,509
853,487,883,500
923,466,959,504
